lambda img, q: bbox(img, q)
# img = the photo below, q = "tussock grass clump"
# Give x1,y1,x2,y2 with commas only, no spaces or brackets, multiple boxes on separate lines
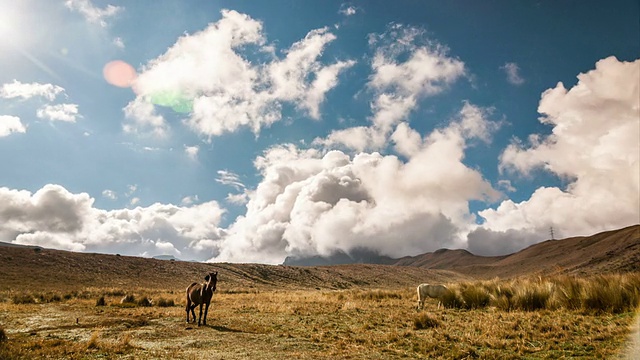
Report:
492,284,516,312
12,293,35,305
513,280,552,311
86,331,133,353
582,274,640,314
36,292,61,303
550,276,584,310
0,326,7,342
354,289,403,301
155,298,175,307
413,313,441,330
136,296,153,307
460,284,491,309
440,288,464,309
120,294,135,304
103,288,127,297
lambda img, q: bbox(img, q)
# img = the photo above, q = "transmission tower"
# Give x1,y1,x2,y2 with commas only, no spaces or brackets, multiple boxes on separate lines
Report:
549,226,555,240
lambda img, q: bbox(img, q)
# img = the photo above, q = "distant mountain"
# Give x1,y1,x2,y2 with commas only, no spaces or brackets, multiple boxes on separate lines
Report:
396,224,639,278
152,255,181,261
0,241,43,250
281,224,639,278
283,248,397,266
394,248,506,269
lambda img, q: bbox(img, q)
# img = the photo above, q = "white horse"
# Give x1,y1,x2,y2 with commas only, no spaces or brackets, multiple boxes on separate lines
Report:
417,284,448,310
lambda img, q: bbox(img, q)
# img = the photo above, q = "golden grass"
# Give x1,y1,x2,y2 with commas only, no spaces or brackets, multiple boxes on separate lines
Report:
0,274,638,359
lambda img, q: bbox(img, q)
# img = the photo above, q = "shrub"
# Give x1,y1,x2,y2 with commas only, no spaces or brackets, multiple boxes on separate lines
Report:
156,298,175,307
12,293,35,305
96,296,106,306
37,292,62,303
0,325,7,342
120,294,136,304
460,284,491,309
136,297,153,307
413,313,441,330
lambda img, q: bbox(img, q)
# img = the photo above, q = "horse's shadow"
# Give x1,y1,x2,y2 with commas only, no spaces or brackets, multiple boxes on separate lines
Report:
208,325,243,333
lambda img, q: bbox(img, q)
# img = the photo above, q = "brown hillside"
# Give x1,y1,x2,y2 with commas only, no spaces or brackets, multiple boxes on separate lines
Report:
394,248,506,269
399,224,639,279
0,246,470,292
486,224,640,277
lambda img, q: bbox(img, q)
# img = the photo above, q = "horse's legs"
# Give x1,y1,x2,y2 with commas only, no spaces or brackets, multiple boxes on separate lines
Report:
189,304,197,323
197,304,204,326
185,299,192,323
202,302,210,326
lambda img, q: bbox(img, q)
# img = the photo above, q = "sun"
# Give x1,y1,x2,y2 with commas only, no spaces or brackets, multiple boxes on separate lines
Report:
0,0,25,47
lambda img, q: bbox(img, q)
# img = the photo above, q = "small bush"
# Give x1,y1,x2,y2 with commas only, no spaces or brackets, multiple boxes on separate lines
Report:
0,326,7,342
413,313,441,330
12,293,35,305
136,297,152,307
156,298,175,307
96,296,106,306
37,292,62,303
460,285,491,309
120,294,136,304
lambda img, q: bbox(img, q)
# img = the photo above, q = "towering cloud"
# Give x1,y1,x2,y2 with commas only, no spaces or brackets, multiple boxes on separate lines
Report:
211,101,501,264
469,57,640,255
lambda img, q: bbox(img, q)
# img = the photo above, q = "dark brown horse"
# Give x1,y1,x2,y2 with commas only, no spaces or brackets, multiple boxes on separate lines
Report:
186,271,218,326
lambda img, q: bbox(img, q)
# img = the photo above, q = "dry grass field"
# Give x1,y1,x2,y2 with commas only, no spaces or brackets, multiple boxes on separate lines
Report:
1,274,638,359
1,227,638,358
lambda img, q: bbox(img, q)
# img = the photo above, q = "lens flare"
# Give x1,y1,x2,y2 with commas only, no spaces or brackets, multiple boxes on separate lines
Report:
103,60,137,88
148,90,193,113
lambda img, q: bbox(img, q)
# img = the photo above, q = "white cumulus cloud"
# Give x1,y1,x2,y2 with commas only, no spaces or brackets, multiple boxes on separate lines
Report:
0,184,226,260
470,56,640,255
211,102,501,264
36,103,80,122
128,9,353,137
0,80,65,101
0,115,26,137
318,25,465,151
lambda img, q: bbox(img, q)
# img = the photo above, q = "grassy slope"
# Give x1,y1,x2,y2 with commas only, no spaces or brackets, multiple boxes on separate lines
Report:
396,224,640,278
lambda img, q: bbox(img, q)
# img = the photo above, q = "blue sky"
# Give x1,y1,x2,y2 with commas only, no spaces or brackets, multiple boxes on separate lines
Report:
0,0,638,263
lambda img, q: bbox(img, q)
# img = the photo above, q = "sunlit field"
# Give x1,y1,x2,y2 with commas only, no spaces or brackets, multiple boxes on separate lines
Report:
1,274,638,359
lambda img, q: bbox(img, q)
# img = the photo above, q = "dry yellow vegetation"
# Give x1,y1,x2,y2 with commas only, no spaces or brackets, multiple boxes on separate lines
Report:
0,274,638,359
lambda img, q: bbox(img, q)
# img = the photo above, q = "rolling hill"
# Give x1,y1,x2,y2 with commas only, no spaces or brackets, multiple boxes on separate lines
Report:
395,224,640,278
0,225,637,292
